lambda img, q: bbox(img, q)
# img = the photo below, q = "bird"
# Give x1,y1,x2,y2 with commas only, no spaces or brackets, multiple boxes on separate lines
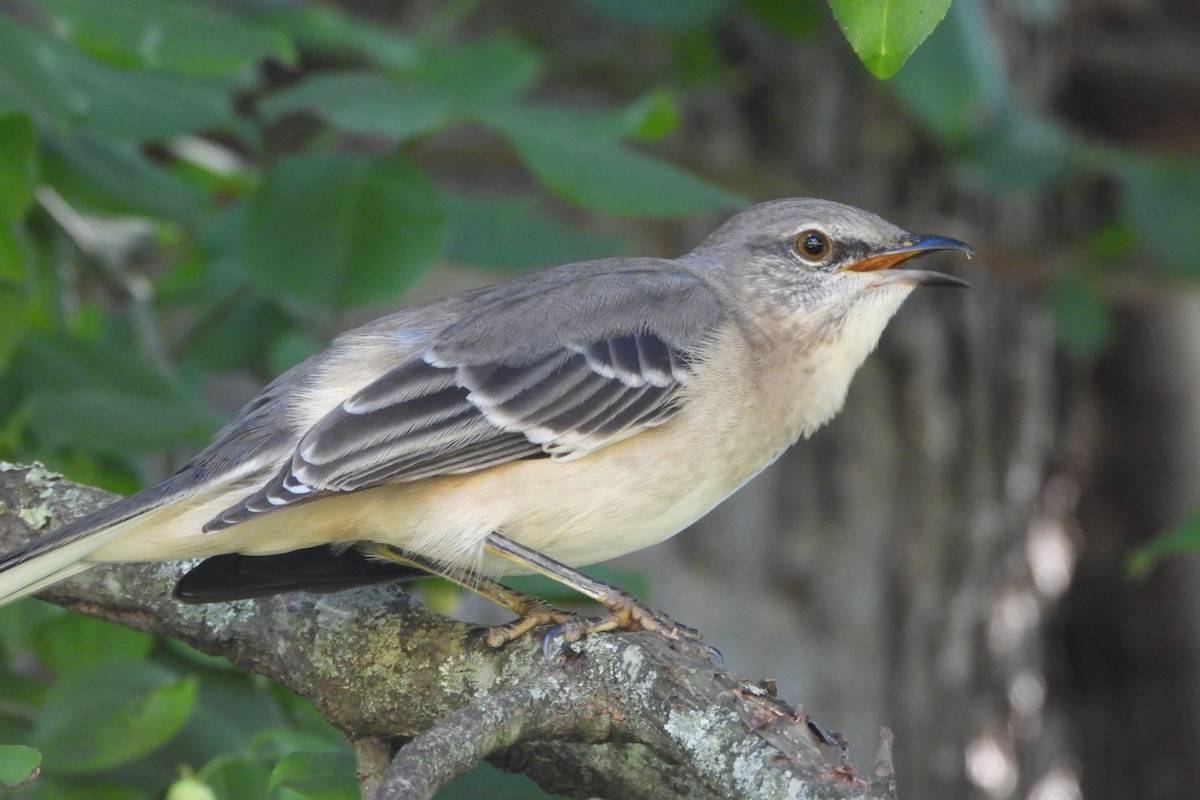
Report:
0,198,972,646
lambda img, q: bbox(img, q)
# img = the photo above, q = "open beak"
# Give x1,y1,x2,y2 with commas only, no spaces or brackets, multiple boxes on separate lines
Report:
842,233,974,288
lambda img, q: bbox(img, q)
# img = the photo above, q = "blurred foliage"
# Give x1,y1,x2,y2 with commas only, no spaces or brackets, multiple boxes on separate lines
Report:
890,0,1200,357
891,0,1200,571
1128,511,1200,580
0,601,358,799
0,0,1198,797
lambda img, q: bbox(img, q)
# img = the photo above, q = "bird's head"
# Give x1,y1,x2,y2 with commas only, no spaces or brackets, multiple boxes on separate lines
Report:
685,198,973,330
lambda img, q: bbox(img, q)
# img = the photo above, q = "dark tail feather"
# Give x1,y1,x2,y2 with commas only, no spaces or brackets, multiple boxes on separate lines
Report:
173,545,427,603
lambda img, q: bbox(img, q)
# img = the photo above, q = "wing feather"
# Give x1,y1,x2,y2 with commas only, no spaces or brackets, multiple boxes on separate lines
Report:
205,265,728,532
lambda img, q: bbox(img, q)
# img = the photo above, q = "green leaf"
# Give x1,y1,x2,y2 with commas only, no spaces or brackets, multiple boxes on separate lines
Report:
0,16,239,141
32,663,198,773
506,566,651,606
618,90,680,142
1046,273,1112,362
1114,155,1200,278
27,387,216,453
16,333,220,454
885,5,982,142
244,151,446,314
31,611,156,677
1085,223,1135,269
17,332,187,403
29,778,151,800
0,744,40,788
37,0,295,77
0,662,47,713
166,669,295,764
250,727,346,761
0,114,36,221
417,577,464,617
260,73,456,141
0,235,32,371
437,761,561,800
197,754,272,800
742,0,822,39
268,689,347,742
0,217,27,281
268,751,358,800
267,330,323,376
166,774,218,800
581,0,731,30
262,36,541,141
160,638,242,674
958,105,1073,190
484,105,744,217
0,594,63,645
181,298,293,373
414,35,542,110
442,192,623,269
669,28,728,88
1129,510,1200,578
0,18,81,123
42,131,205,220
829,0,955,79
67,65,238,143
162,204,251,306
255,3,418,71
886,2,1074,189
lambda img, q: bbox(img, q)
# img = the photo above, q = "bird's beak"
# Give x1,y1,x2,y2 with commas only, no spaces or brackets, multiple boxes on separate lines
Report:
842,233,974,288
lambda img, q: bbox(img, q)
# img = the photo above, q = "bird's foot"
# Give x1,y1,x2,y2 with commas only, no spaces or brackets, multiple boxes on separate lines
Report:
466,592,717,661
475,533,716,657
544,593,720,661
467,596,577,651
561,594,698,639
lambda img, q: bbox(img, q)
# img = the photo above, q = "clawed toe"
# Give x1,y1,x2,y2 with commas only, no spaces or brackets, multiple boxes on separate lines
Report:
457,571,713,660
462,625,494,655
469,600,577,651
532,599,715,661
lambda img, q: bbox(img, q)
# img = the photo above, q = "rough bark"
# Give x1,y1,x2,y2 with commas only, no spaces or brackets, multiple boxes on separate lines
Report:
0,463,898,800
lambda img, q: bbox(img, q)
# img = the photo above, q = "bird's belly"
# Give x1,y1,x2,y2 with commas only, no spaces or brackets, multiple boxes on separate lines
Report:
355,417,770,575
487,457,739,571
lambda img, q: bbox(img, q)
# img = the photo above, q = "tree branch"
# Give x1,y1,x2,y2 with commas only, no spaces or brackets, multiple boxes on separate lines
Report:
0,462,899,800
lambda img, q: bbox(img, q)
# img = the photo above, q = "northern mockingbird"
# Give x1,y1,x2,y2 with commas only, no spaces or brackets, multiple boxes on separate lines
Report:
0,198,972,645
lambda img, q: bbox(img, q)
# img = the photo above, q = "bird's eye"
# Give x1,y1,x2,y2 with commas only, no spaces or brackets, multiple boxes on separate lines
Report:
795,230,832,263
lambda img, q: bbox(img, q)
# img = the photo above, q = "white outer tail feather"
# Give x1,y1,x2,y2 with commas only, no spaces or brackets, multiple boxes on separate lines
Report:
0,519,137,605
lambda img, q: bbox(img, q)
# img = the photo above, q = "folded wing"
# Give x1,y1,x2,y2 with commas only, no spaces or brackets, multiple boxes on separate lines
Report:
206,266,726,531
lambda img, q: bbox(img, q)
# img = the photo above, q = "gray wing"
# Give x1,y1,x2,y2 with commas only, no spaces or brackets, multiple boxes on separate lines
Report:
205,266,727,531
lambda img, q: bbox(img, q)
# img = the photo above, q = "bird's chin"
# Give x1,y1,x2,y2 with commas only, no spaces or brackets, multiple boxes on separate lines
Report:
868,269,970,289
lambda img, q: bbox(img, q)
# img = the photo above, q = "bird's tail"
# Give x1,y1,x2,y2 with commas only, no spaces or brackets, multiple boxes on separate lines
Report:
0,491,171,606
0,547,98,605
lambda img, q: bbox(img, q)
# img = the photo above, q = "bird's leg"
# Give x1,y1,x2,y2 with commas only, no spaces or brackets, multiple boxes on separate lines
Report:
361,543,577,648
365,538,706,651
483,533,705,647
